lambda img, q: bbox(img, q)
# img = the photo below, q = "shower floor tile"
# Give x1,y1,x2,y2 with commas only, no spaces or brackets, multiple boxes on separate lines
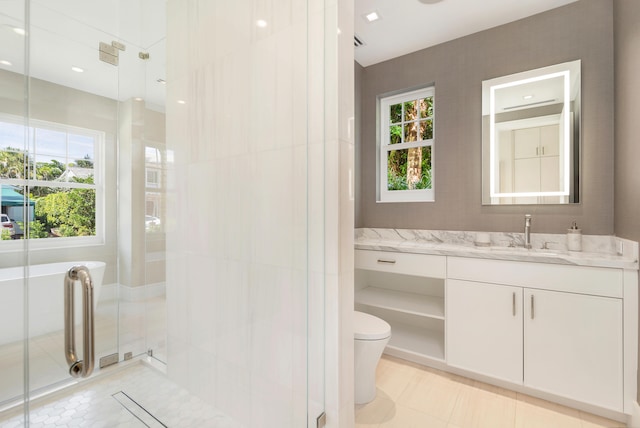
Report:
0,290,167,405
0,362,241,428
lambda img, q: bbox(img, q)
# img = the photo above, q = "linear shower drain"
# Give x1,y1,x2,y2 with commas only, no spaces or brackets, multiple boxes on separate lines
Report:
112,391,167,427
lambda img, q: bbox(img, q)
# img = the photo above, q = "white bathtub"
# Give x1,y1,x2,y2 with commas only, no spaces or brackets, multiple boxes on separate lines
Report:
0,261,105,345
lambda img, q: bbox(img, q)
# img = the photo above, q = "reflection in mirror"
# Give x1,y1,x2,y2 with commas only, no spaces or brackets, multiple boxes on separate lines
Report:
482,60,581,205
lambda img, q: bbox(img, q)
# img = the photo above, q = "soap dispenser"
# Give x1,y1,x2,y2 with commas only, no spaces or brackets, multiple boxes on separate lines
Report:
567,221,582,252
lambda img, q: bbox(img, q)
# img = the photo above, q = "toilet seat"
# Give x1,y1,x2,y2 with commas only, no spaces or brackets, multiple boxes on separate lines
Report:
354,311,391,340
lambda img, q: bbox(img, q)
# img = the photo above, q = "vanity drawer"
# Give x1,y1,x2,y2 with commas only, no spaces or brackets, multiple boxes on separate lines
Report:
447,257,623,298
355,249,446,279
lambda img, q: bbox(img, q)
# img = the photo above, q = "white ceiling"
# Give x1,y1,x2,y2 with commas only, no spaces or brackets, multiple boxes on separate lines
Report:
0,0,166,110
0,0,581,108
354,0,580,67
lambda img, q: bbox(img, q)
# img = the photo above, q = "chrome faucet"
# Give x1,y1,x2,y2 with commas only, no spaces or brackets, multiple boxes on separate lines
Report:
524,214,532,249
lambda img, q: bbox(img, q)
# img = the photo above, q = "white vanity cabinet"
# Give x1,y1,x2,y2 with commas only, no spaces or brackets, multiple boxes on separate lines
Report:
447,257,624,412
523,288,622,411
447,279,523,384
354,249,446,364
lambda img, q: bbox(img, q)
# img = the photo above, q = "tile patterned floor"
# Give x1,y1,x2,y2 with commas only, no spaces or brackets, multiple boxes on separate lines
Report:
356,355,627,428
0,362,240,428
0,290,629,428
0,291,167,405
0,353,628,427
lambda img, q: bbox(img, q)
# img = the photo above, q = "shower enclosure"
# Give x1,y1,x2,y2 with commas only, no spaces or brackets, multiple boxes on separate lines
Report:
0,0,171,419
0,0,331,426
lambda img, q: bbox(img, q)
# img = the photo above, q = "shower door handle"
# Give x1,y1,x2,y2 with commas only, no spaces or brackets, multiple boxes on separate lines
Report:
64,265,95,378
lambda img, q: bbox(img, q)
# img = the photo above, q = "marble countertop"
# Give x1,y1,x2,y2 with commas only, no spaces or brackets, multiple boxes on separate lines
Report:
355,228,639,270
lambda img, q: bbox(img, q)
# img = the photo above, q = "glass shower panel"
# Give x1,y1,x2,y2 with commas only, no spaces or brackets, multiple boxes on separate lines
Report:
0,0,27,410
24,0,120,409
115,1,167,365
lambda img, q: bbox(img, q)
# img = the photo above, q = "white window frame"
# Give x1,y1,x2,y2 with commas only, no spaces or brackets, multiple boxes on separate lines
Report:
0,114,104,250
378,87,435,203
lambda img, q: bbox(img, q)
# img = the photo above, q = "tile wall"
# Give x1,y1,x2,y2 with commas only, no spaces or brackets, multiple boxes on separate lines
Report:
165,1,353,427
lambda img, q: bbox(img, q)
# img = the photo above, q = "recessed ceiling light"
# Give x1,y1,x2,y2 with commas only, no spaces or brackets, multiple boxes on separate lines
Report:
523,94,534,100
365,11,380,22
0,60,12,66
13,27,26,36
134,97,143,101
256,19,267,28
177,100,186,105
71,66,84,73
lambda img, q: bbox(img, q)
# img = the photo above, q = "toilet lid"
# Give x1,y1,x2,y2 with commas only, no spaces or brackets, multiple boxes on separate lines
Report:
354,311,391,340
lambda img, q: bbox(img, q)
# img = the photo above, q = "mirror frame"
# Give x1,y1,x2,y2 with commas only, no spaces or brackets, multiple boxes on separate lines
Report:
482,60,581,205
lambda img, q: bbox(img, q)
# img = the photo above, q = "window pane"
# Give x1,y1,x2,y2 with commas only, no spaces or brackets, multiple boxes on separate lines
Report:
35,155,66,181
404,101,416,122
31,186,96,237
404,122,418,142
387,147,432,191
419,146,432,189
0,122,26,150
68,135,94,167
145,192,163,234
420,97,434,118
389,125,402,145
146,169,160,188
420,119,434,140
390,103,402,124
35,128,66,158
0,185,29,240
0,149,26,179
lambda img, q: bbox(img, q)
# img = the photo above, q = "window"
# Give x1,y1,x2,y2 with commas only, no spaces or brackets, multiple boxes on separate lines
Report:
379,87,434,202
0,115,103,244
144,145,171,234
146,169,159,188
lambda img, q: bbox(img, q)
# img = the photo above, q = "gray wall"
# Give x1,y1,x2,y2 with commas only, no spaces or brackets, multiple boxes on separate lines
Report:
612,0,640,402
356,0,614,235
614,2,640,243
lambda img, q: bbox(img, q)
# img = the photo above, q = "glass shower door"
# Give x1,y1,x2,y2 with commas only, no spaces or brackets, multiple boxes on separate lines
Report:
0,0,137,415
0,0,28,412
0,0,170,424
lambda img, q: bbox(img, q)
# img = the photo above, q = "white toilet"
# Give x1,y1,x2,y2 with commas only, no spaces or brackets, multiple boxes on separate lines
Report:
354,311,391,404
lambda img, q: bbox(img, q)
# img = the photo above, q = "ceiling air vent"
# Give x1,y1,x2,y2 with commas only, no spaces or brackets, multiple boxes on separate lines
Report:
354,34,365,47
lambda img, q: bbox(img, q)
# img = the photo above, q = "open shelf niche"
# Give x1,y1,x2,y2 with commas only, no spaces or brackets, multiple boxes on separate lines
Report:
355,267,446,363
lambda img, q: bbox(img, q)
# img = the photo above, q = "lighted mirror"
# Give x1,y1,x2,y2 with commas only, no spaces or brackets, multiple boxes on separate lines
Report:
482,60,581,205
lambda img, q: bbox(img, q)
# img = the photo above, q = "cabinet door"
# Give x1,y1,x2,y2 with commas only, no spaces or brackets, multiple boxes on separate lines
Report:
514,157,540,193
539,124,560,157
524,289,623,411
447,279,523,383
540,156,560,192
513,127,540,159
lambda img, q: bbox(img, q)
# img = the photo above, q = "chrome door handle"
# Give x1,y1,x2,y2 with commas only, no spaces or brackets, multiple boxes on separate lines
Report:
64,265,95,378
